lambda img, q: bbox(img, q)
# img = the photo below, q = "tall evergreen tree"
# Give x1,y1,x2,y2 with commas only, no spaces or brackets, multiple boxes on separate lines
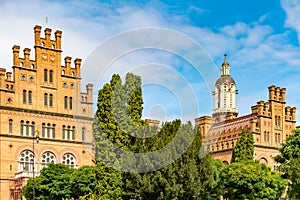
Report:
231,129,254,163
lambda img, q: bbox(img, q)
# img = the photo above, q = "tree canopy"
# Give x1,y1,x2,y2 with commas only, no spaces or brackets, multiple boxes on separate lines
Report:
231,129,254,163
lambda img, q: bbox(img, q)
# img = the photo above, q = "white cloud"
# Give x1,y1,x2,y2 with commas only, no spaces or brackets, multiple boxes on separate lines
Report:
0,0,300,123
281,0,300,43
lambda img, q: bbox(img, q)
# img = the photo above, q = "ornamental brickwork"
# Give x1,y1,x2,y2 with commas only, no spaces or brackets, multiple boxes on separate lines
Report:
0,25,94,200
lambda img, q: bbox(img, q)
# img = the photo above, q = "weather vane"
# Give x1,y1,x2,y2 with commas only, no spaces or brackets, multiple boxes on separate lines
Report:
224,53,227,60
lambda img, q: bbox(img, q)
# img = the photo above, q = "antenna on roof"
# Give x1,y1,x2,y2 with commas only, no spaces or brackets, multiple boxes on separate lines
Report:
46,17,48,23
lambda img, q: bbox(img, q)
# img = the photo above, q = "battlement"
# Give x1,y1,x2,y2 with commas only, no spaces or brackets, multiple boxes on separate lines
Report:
34,25,62,50
285,106,296,121
12,45,36,69
61,57,82,77
251,101,271,116
268,85,286,102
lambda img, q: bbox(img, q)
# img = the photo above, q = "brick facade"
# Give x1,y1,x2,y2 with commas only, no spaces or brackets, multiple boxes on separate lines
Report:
0,25,94,200
195,58,296,169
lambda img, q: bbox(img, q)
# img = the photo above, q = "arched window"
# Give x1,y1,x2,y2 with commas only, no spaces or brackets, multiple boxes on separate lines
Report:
31,122,35,136
49,94,53,107
275,133,278,143
49,70,53,83
28,90,32,104
44,93,48,106
44,69,48,82
23,90,27,104
47,123,51,138
41,151,56,169
264,131,266,142
18,150,34,172
42,123,46,137
82,127,85,142
61,153,76,168
278,116,281,128
42,42,45,47
9,119,13,134
69,97,73,110
20,120,24,135
267,132,270,142
52,44,55,49
64,96,68,109
71,126,75,140
67,126,71,140
62,70,65,75
71,71,74,77
278,133,281,143
26,121,30,136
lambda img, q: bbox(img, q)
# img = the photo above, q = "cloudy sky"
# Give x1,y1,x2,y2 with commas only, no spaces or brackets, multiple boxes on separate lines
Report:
0,0,300,124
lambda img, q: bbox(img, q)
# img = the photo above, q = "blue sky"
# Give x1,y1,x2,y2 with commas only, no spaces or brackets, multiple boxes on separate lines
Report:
0,0,300,124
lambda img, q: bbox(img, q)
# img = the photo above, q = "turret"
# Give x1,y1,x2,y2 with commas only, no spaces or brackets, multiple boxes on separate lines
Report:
74,58,81,77
12,45,20,66
34,25,42,46
268,85,275,100
23,48,31,61
0,68,6,88
54,30,62,50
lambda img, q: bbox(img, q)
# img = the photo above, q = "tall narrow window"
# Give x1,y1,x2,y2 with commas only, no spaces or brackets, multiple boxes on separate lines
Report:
44,93,48,106
47,123,51,138
67,126,71,140
69,97,73,110
82,127,85,142
275,133,278,143
31,122,35,136
20,120,24,135
42,123,46,137
23,90,27,104
267,132,270,142
71,126,75,140
52,124,56,138
278,116,281,128
62,125,66,139
264,131,266,142
64,96,68,109
26,121,30,136
28,91,32,104
278,133,281,143
49,94,53,107
49,70,53,83
44,69,48,82
275,116,278,126
9,119,13,134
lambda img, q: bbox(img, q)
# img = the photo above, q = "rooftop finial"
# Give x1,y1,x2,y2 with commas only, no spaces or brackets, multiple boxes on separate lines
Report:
224,53,227,60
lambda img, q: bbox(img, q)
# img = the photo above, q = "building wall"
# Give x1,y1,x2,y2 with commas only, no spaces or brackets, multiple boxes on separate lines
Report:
0,25,94,200
196,85,296,169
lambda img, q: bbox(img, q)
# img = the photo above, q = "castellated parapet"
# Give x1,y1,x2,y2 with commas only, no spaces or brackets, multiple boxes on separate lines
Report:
0,25,95,200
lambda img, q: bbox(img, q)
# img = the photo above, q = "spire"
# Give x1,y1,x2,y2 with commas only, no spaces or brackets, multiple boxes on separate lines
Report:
221,53,230,76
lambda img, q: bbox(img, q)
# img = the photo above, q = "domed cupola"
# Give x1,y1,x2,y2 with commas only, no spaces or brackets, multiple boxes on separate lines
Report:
212,54,238,123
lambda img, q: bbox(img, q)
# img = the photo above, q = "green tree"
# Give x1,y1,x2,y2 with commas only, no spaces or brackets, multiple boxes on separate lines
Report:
23,163,93,199
231,129,254,163
220,160,287,200
274,128,300,198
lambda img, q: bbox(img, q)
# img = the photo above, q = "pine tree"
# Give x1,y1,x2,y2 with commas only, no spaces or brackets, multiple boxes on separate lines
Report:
231,129,254,163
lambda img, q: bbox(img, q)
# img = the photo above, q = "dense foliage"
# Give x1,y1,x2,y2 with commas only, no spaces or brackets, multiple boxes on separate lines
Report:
220,160,287,199
231,129,254,163
22,164,96,199
275,128,300,199
24,73,290,199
